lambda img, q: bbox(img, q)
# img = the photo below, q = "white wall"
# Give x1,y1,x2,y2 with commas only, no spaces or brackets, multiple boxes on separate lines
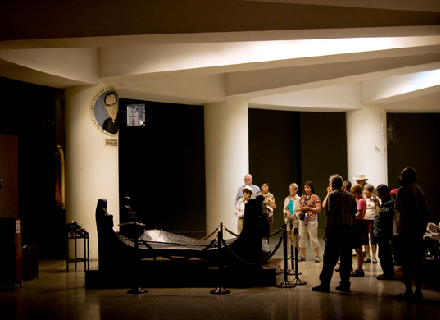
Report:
347,105,388,188
65,81,119,259
204,97,249,236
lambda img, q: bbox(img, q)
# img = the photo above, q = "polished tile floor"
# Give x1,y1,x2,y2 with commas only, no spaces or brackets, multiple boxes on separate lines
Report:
1,233,440,320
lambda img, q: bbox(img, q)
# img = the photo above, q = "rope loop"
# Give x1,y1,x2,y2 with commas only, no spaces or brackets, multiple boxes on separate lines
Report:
221,236,283,265
225,226,281,238
224,227,238,237
200,227,219,240
269,227,282,237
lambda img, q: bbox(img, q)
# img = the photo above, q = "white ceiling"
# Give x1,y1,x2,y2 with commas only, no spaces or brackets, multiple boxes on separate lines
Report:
0,0,439,112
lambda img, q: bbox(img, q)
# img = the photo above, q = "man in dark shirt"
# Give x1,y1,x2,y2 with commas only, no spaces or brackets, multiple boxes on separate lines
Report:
394,167,429,301
374,184,395,280
313,175,357,292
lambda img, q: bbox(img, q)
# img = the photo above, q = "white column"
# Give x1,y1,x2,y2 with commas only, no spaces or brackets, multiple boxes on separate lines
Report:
346,105,388,188
204,97,249,237
65,81,119,259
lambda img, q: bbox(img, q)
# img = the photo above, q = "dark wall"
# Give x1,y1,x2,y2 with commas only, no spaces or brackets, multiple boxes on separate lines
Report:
119,106,348,233
0,77,65,257
300,112,348,228
249,110,348,231
248,109,302,231
118,99,206,231
0,134,18,218
387,113,440,224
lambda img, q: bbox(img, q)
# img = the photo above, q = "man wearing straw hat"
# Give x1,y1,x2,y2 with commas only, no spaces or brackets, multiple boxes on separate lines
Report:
353,173,368,190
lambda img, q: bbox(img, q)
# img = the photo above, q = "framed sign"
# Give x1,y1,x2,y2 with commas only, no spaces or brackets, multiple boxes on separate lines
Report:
90,86,119,136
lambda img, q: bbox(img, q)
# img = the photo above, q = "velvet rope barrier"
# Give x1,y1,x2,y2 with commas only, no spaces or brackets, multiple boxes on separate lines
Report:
221,235,283,265
200,227,219,240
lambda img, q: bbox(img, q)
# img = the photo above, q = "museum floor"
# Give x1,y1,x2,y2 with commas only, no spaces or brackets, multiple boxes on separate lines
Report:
1,233,440,320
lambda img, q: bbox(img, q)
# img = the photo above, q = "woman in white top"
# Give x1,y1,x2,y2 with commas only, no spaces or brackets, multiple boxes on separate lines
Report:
284,183,301,231
362,184,381,263
235,185,252,234
278,183,301,273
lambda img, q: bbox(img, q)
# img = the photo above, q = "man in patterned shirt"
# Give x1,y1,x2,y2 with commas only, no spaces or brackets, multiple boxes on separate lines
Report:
313,175,357,293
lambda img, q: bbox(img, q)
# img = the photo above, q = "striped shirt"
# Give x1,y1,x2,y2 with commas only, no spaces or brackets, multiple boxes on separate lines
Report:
325,189,357,226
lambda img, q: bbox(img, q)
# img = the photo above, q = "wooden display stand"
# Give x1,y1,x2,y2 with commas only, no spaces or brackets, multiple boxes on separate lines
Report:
66,225,89,273
0,218,23,289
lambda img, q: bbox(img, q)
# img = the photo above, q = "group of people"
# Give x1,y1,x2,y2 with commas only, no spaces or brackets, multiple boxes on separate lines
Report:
325,174,386,278
234,174,323,263
234,168,430,302
234,175,275,235
313,168,430,303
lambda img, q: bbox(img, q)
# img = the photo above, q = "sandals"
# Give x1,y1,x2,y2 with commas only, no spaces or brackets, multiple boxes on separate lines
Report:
277,268,296,275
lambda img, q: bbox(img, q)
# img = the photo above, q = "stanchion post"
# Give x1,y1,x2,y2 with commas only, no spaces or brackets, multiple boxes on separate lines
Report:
290,227,302,276
210,222,231,294
127,224,148,294
277,222,295,288
286,221,292,275
291,227,307,285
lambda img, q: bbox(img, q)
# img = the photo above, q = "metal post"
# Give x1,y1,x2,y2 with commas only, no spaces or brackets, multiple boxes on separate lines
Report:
66,227,69,273
286,221,292,275
87,232,90,271
83,232,86,272
277,222,295,288
290,231,302,276
211,222,231,294
291,227,307,285
74,235,77,270
127,224,148,294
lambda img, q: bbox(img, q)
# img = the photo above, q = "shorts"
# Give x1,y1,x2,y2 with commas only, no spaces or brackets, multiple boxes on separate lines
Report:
362,220,377,245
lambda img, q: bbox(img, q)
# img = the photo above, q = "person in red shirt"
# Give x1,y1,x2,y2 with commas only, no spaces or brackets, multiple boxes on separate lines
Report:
350,184,367,277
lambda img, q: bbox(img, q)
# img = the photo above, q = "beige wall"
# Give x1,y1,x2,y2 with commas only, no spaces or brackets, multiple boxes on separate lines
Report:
65,82,119,259
204,98,249,236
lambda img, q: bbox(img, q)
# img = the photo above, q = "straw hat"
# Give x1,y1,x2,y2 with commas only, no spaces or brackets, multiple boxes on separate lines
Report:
353,173,368,181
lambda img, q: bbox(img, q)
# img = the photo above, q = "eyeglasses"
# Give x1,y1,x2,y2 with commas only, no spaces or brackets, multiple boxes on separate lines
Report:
243,190,251,194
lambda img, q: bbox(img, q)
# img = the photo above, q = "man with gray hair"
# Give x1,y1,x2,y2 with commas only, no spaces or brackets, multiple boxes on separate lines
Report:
235,174,261,205
313,175,357,293
343,180,352,191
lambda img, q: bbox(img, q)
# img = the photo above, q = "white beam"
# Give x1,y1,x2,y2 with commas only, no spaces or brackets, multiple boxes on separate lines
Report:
99,36,440,79
0,48,98,85
249,83,360,111
361,69,440,104
385,91,440,112
118,74,226,105
226,54,440,97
